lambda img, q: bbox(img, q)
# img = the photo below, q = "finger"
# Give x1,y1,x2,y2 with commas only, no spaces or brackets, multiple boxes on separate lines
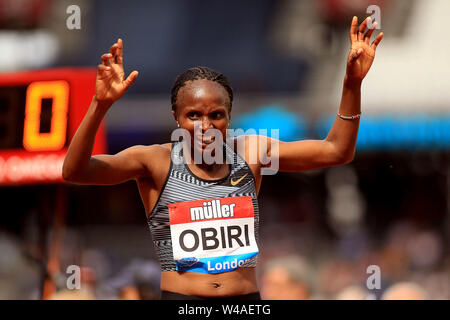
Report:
101,53,113,66
123,71,139,90
349,48,364,64
109,43,119,63
116,38,123,65
350,16,358,43
365,21,378,44
358,17,370,41
97,64,111,73
371,32,384,50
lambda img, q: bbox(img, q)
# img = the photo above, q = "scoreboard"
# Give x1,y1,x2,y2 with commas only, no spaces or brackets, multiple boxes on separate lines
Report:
0,68,107,185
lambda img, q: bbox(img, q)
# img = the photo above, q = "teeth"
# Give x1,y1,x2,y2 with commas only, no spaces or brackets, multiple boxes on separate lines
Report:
196,136,214,143
194,135,216,145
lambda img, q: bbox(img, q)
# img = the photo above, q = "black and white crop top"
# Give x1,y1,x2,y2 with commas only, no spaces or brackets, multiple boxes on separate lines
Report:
147,140,260,274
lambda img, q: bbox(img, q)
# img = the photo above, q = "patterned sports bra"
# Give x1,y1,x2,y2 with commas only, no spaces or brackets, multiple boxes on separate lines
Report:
147,140,260,274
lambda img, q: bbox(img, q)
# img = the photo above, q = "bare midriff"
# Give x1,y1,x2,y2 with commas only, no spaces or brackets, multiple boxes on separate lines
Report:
160,267,258,297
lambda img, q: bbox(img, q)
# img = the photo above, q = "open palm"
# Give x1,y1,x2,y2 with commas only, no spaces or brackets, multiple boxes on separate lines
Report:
346,17,384,81
95,39,138,103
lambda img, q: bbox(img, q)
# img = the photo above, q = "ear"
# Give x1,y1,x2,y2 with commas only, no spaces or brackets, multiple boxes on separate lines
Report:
171,110,177,122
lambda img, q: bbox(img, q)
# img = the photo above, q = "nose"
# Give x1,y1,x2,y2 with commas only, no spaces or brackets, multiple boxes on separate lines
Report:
201,117,213,132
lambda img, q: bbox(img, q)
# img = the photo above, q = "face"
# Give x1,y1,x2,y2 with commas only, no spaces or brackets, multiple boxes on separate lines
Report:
172,79,231,154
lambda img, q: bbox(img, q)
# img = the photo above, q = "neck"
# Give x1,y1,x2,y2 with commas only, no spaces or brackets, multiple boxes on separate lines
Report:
187,152,224,171
186,145,227,172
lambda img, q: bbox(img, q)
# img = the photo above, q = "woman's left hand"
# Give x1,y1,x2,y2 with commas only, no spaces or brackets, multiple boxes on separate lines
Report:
346,16,384,82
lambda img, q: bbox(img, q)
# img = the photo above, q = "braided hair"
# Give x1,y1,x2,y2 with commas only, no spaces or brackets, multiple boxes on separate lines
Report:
171,66,233,112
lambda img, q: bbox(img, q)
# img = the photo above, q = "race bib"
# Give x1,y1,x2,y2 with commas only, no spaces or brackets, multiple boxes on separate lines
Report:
168,196,259,274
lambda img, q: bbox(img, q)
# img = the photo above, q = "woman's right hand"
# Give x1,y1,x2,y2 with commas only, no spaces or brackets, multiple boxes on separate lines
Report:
95,38,139,105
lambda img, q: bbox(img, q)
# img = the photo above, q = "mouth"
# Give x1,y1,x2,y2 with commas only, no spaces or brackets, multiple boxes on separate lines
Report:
194,135,215,149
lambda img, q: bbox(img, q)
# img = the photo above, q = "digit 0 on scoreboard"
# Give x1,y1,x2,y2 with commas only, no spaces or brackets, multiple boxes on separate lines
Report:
23,81,69,152
0,68,106,186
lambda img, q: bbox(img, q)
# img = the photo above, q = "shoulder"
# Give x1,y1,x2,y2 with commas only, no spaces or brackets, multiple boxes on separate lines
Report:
228,134,272,158
117,143,172,174
119,144,172,182
117,143,171,160
227,135,271,174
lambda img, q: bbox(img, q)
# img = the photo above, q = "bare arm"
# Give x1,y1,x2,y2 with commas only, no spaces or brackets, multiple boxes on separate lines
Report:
263,17,383,172
271,77,361,172
62,39,144,185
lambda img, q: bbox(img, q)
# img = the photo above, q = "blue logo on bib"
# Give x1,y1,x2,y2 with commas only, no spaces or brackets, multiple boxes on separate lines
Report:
177,257,198,267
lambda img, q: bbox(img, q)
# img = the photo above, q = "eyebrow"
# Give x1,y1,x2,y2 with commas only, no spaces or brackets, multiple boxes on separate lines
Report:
183,106,227,112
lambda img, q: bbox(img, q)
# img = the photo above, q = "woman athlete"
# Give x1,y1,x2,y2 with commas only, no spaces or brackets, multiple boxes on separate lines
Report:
62,17,383,300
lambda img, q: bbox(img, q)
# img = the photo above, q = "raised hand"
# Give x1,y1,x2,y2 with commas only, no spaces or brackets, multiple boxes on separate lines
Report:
95,39,139,104
346,17,384,82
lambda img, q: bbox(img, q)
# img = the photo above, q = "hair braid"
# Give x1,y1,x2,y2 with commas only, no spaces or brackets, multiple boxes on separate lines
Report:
171,66,233,112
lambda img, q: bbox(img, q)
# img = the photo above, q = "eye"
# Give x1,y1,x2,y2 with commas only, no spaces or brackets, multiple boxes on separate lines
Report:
187,111,200,119
211,111,225,120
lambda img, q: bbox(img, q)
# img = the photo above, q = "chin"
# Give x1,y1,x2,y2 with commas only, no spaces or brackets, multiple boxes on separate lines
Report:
192,141,218,158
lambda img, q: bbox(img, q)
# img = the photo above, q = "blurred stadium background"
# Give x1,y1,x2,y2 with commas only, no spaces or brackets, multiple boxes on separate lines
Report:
0,0,449,299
